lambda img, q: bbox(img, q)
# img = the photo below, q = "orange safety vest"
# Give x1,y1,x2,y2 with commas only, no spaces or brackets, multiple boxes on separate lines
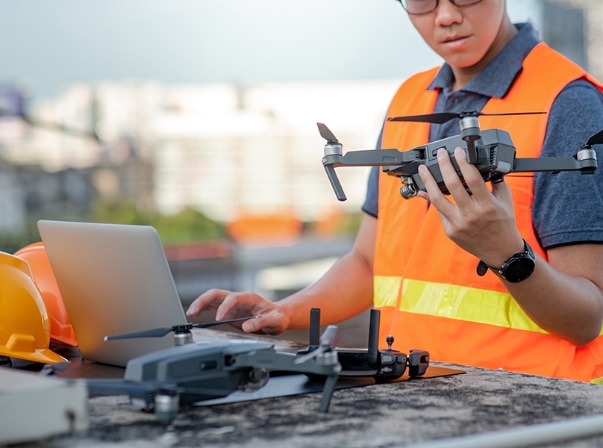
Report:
374,42,603,382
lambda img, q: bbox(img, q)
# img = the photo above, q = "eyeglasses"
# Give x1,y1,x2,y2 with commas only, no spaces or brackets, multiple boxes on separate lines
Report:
397,0,484,16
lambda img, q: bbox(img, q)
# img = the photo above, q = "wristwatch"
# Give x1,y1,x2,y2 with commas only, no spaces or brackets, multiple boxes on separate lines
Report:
476,239,536,283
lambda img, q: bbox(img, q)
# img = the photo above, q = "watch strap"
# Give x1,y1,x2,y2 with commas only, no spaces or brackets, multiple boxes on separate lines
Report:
476,239,535,282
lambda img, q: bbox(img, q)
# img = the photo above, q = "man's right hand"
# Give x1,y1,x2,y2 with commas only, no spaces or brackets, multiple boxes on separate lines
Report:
186,289,290,335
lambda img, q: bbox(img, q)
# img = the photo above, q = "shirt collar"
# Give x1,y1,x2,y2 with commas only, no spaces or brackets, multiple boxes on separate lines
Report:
428,22,540,98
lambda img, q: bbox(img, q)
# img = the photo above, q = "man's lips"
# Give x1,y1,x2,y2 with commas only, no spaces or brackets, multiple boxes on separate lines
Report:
441,35,471,50
442,34,470,43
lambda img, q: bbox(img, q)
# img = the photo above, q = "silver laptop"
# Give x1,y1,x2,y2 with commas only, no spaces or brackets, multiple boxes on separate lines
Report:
37,220,188,367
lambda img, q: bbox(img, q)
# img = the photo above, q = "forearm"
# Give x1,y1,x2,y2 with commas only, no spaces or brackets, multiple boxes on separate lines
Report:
279,214,377,330
506,247,603,346
280,252,374,329
418,149,603,346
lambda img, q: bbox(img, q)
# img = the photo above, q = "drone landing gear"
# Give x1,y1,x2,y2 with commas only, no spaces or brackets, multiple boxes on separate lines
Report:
319,373,338,413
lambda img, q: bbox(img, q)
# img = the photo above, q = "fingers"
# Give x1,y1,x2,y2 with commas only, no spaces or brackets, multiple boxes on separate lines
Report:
418,164,443,204
218,292,288,333
490,174,513,203
186,289,289,335
418,147,490,206
216,291,261,321
241,311,288,335
186,288,230,317
418,146,521,259
452,147,491,202
439,147,470,199
417,149,454,212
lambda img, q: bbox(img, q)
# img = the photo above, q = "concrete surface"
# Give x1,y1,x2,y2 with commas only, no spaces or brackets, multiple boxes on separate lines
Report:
10,331,603,448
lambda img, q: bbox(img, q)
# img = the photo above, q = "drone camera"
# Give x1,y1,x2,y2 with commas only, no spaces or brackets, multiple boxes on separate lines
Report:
400,180,419,200
239,367,269,392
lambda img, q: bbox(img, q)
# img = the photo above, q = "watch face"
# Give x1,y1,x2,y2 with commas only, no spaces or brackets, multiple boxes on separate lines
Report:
504,256,535,283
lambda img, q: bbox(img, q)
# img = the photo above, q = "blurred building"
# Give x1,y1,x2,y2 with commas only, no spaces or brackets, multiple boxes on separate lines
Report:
0,0,600,237
549,0,603,79
151,80,397,222
0,79,398,234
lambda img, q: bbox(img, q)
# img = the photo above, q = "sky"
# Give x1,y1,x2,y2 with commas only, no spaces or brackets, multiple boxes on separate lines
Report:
1,0,541,103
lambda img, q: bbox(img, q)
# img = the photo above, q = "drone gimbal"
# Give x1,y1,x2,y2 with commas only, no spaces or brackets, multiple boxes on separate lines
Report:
320,111,601,201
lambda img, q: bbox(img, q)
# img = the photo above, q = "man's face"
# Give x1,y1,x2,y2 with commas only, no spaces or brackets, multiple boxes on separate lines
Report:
408,0,508,69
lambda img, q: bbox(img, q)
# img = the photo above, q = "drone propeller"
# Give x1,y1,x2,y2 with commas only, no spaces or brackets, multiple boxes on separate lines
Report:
387,110,547,125
317,122,347,200
294,325,338,365
104,316,258,341
317,122,340,144
583,129,603,148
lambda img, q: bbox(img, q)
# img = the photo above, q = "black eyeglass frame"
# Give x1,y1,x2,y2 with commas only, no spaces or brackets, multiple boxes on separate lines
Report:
396,0,484,16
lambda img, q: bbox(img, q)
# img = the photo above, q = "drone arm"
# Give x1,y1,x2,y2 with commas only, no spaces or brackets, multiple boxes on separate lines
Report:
324,165,347,201
318,373,338,413
322,148,423,201
513,152,597,174
229,346,340,411
231,349,339,377
323,148,421,168
85,379,155,398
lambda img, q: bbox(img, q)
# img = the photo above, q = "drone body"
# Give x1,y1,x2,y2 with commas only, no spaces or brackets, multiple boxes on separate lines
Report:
87,332,341,422
123,339,274,404
384,129,517,199
85,309,432,423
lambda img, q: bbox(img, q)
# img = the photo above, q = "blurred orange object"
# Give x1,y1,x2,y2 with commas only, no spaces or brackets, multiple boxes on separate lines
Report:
14,242,78,346
313,207,344,237
227,212,302,244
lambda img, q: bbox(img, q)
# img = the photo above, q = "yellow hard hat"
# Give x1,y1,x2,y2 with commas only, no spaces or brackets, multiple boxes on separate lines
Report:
14,242,77,346
0,251,67,364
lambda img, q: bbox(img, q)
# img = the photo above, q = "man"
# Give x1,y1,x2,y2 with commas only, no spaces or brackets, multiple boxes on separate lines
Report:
187,0,603,381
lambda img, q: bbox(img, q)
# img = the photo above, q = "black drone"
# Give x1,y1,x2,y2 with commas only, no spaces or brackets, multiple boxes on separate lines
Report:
83,310,429,423
86,316,341,423
320,111,601,201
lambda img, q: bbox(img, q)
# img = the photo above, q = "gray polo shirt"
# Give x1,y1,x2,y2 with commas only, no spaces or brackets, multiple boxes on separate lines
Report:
362,22,603,249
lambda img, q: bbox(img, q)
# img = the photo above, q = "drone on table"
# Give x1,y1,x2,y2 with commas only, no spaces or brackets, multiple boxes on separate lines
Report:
84,316,340,422
82,309,430,423
319,111,601,201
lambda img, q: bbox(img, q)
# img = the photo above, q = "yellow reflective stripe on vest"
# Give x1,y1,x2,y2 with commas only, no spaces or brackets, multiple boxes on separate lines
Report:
374,276,548,334
373,275,403,308
375,276,603,337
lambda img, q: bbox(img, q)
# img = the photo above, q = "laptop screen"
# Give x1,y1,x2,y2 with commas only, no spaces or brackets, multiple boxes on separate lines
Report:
38,220,188,367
